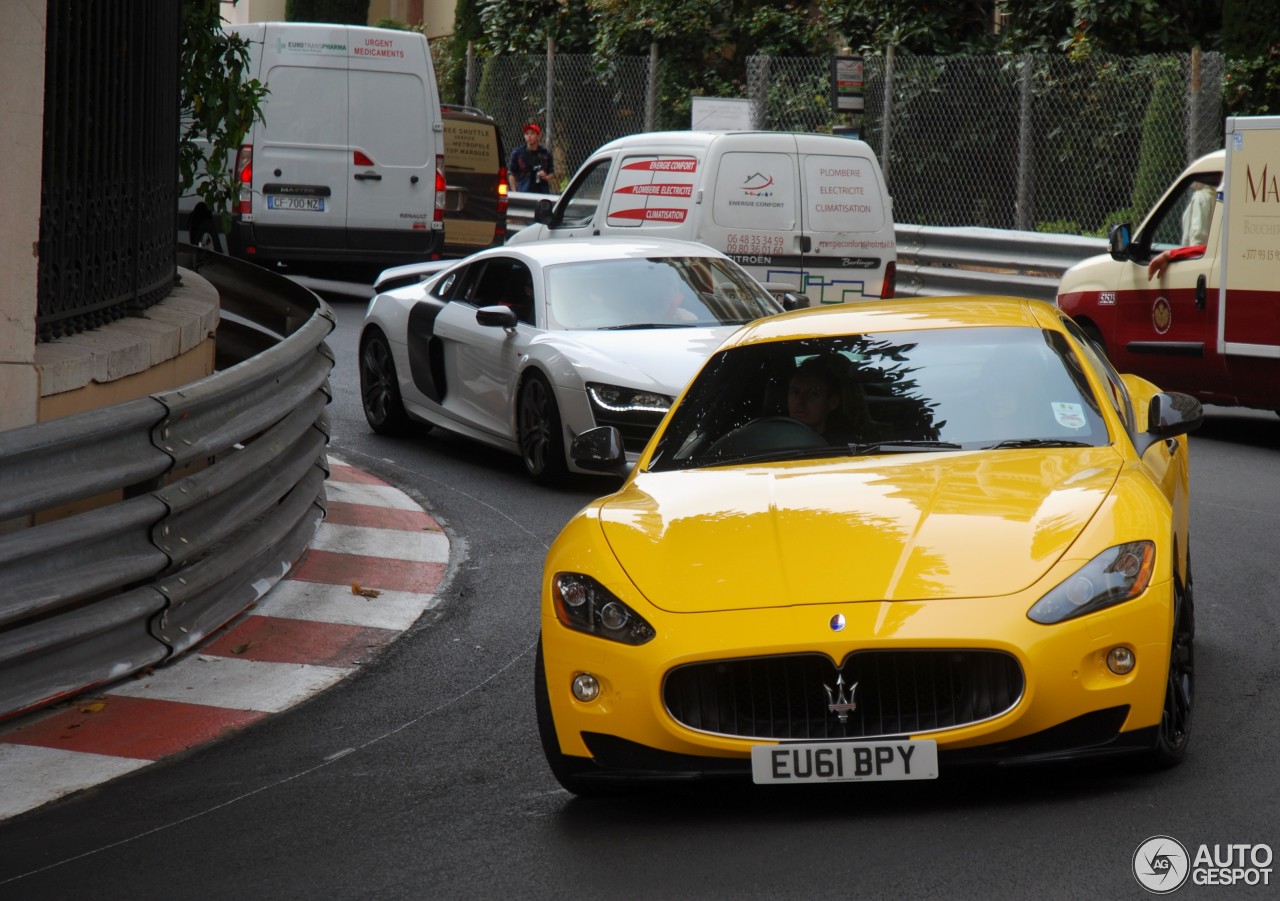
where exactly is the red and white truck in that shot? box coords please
[1057,116,1280,411]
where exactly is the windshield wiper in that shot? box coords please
[852,440,965,454]
[983,438,1095,449]
[597,322,694,330]
[699,440,965,467]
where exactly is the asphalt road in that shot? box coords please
[1,289,1277,900]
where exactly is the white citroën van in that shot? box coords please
[508,131,896,303]
[182,22,446,269]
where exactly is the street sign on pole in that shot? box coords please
[831,55,865,114]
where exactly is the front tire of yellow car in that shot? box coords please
[1145,568,1193,768]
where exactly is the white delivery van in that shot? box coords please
[1058,116,1280,411]
[181,22,446,269]
[508,131,896,304]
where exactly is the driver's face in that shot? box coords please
[788,375,837,430]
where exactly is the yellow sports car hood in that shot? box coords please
[597,449,1122,612]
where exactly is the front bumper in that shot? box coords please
[539,582,1174,774]
[564,708,1155,786]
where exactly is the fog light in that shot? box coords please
[571,672,600,702]
[1106,646,1136,675]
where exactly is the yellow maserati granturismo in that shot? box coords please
[536,296,1201,795]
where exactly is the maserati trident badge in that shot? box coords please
[824,674,858,723]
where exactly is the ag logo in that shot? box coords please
[1152,297,1173,334]
[1133,835,1190,893]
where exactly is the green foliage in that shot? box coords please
[1093,206,1140,237]
[1129,57,1184,220]
[994,1,1076,54]
[285,0,370,23]
[742,3,831,57]
[1063,0,1221,56]
[480,0,596,53]
[1224,48,1280,114]
[820,0,1001,55]
[1037,205,1139,237]
[1034,218,1082,235]
[372,18,409,30]
[582,0,827,131]
[1222,0,1278,57]
[178,1,269,234]
[436,0,487,104]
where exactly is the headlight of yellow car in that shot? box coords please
[552,573,657,645]
[1027,541,1156,624]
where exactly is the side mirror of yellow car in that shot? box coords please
[1134,392,1203,457]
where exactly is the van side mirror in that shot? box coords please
[781,292,810,311]
[533,198,554,224]
[1108,222,1133,261]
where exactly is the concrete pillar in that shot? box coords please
[0,3,46,432]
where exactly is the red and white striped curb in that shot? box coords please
[0,457,447,822]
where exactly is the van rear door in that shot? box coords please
[795,136,895,304]
[253,23,350,255]
[705,133,805,292]
[345,27,440,258]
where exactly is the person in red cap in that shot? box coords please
[508,122,555,194]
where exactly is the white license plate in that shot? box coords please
[751,739,938,784]
[267,195,325,212]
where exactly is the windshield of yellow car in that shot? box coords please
[647,326,1110,471]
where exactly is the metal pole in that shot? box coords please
[1015,54,1034,232]
[545,36,555,152]
[751,56,768,130]
[464,41,475,108]
[645,42,658,132]
[881,45,894,185]
[1187,47,1201,164]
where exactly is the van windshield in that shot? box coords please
[545,256,782,330]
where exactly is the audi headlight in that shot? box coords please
[586,383,673,417]
[552,573,656,645]
[1028,541,1156,624]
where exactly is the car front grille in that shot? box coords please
[663,650,1024,741]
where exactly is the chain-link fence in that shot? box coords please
[444,46,1224,235]
[462,49,662,186]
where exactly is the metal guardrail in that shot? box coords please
[505,192,1107,302]
[894,225,1108,301]
[0,247,334,721]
